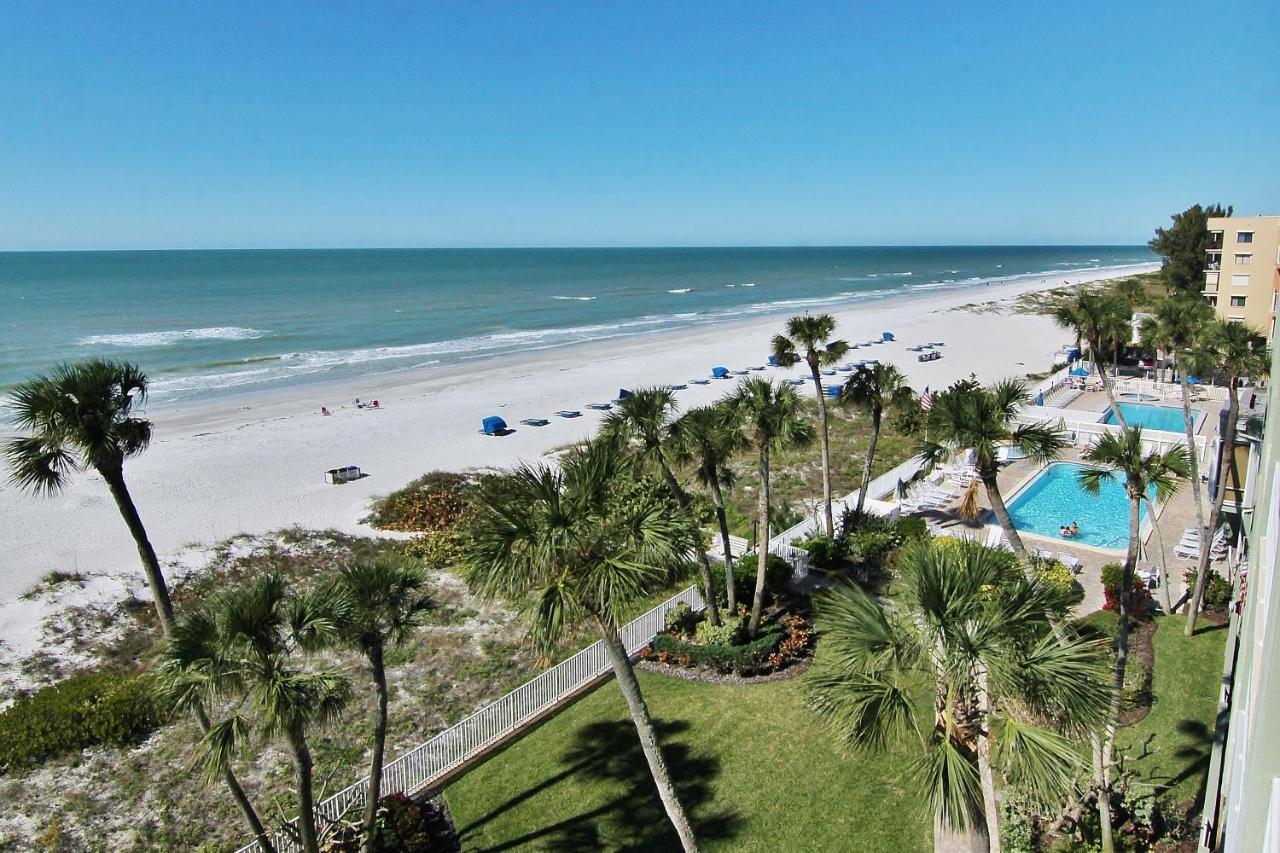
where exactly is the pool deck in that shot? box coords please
[912,385,1225,616]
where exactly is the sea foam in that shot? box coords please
[79,327,268,347]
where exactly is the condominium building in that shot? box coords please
[1203,215,1280,338]
[1198,340,1279,852]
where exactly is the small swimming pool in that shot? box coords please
[1104,402,1200,433]
[1006,462,1152,550]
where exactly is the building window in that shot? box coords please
[1230,295,1247,307]
[1228,315,1246,323]
[1237,231,1254,244]
[1205,296,1218,307]
[1235,253,1252,265]
[1232,273,1251,286]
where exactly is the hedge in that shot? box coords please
[650,630,784,676]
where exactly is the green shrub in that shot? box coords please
[1184,568,1233,611]
[1033,557,1077,599]
[795,533,846,570]
[663,602,698,635]
[363,472,476,533]
[895,516,928,540]
[716,553,793,607]
[0,671,163,770]
[1101,562,1125,590]
[650,630,784,675]
[694,615,744,646]
[402,526,472,569]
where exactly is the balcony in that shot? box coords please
[1207,231,1224,251]
[1205,272,1219,289]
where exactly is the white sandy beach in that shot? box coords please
[0,263,1158,671]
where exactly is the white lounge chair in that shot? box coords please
[1057,552,1083,574]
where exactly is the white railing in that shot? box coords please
[236,584,705,853]
[1016,412,1210,463]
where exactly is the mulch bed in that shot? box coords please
[1119,617,1157,727]
[636,654,812,686]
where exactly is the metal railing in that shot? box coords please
[236,584,705,852]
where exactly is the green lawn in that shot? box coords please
[1116,613,1227,809]
[444,672,931,852]
[444,611,1227,851]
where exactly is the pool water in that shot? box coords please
[1104,402,1199,433]
[1006,462,1152,550]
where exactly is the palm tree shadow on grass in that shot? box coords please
[460,717,741,851]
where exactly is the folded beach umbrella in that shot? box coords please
[479,416,508,435]
[711,366,730,379]
[881,331,895,341]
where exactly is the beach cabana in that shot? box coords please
[711,366,730,379]
[767,355,778,366]
[881,332,895,341]
[617,388,633,400]
[324,465,362,485]
[479,416,509,436]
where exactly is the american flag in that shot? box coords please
[919,387,932,411]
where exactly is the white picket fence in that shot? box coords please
[235,584,706,853]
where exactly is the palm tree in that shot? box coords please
[5,359,176,630]
[1184,320,1270,635]
[840,363,914,515]
[601,386,721,626]
[669,403,748,613]
[155,572,351,853]
[333,555,435,851]
[807,539,1107,851]
[726,378,815,636]
[1079,428,1189,850]
[919,378,1067,562]
[1111,276,1148,310]
[1052,292,1130,426]
[463,440,700,851]
[1139,296,1214,629]
[1102,302,1132,389]
[771,314,850,536]
[5,359,271,849]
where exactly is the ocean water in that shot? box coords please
[0,246,1155,406]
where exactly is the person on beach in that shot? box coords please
[321,406,331,416]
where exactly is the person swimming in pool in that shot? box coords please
[1070,522,1080,537]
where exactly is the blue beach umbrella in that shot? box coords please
[1186,376,1201,385]
[1036,392,1045,406]
[1069,367,1089,377]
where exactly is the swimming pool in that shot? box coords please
[1104,402,1200,433]
[1006,462,1152,550]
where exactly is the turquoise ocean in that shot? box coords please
[0,246,1155,406]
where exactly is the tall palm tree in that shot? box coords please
[602,386,721,626]
[919,378,1067,562]
[771,314,850,536]
[840,363,914,514]
[333,555,435,851]
[1139,296,1214,628]
[1111,276,1148,310]
[5,359,271,849]
[1102,302,1132,388]
[1051,292,1130,426]
[807,539,1107,851]
[669,403,748,613]
[1184,320,1270,635]
[1079,428,1189,850]
[155,572,351,853]
[726,378,815,636]
[463,440,700,851]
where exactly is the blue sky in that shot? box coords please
[2,1,1277,250]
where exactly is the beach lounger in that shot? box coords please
[586,402,612,411]
[787,378,804,385]
[556,410,582,418]
[520,418,550,427]
[732,369,750,375]
[751,365,766,371]
[984,527,1002,548]
[821,369,836,376]
[670,383,688,390]
[691,378,711,385]
[479,416,510,436]
[1058,553,1083,573]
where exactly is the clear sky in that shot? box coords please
[2,1,1277,250]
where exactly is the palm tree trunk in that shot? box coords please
[811,366,835,537]
[1099,496,1141,853]
[104,465,273,849]
[1179,370,1210,636]
[1188,382,1239,634]
[974,667,1003,853]
[361,643,389,852]
[592,614,699,852]
[658,464,721,626]
[1093,730,1115,853]
[855,409,881,515]
[1095,341,1128,430]
[101,466,175,634]
[749,446,771,637]
[1142,496,1172,614]
[287,729,322,853]
[982,472,1028,561]
[708,474,736,613]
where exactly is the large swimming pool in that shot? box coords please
[1104,402,1201,433]
[1006,462,1152,550]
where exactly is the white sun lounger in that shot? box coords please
[1058,552,1083,573]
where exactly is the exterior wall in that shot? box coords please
[1200,338,1280,851]
[1204,215,1280,339]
